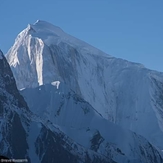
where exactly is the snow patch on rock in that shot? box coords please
[51,81,60,89]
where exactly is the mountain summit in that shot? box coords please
[6,20,163,160]
[7,20,107,90]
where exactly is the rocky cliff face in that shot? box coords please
[0,50,29,160]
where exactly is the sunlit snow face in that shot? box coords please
[5,20,163,155]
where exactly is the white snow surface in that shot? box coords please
[20,82,163,162]
[51,81,60,89]
[6,20,163,150]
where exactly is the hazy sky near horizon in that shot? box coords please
[0,0,163,72]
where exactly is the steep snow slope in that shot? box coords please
[6,20,163,150]
[0,50,115,163]
[20,82,163,163]
[2,50,163,163]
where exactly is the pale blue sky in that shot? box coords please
[0,0,163,72]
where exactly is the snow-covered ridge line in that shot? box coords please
[16,20,108,57]
[6,20,163,152]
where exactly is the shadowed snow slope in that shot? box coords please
[20,82,163,163]
[1,49,163,163]
[0,50,116,163]
[6,20,163,152]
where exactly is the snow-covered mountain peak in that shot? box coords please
[32,20,65,36]
[21,20,108,56]
[4,20,163,161]
[6,20,112,90]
